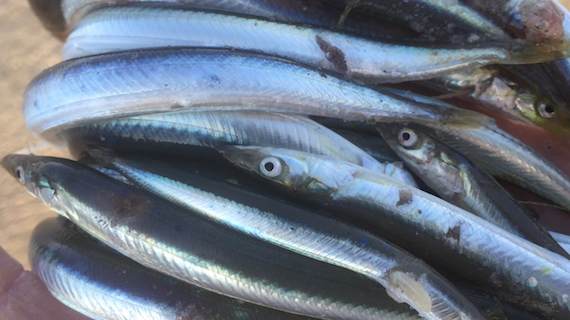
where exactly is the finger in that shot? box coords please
[0,246,90,320]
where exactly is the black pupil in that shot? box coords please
[544,105,554,114]
[264,162,274,172]
[402,132,411,141]
[16,169,21,179]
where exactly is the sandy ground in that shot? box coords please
[2,0,570,271]
[0,0,64,269]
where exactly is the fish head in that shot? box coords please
[527,95,570,137]
[377,124,436,168]
[218,146,308,189]
[2,154,68,216]
[219,146,356,193]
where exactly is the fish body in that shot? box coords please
[23,47,485,142]
[2,154,422,320]
[220,146,570,319]
[63,5,516,83]
[329,0,508,42]
[377,124,568,258]
[422,66,570,136]
[87,152,483,320]
[60,110,417,185]
[412,120,570,211]
[31,217,323,320]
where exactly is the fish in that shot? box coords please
[31,216,323,320]
[87,151,486,319]
[328,0,509,42]
[59,110,417,185]
[377,123,569,258]
[33,0,415,40]
[220,146,570,319]
[373,87,570,212]
[2,154,423,320]
[62,5,522,82]
[22,47,488,143]
[410,119,570,212]
[420,66,570,136]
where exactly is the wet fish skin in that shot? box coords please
[57,0,416,41]
[220,146,570,319]
[421,66,570,136]
[63,5,517,84]
[24,47,487,142]
[2,154,422,320]
[90,151,487,320]
[31,217,324,320]
[60,110,417,185]
[377,124,569,258]
[411,119,570,212]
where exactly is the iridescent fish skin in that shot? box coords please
[60,110,417,185]
[23,47,487,143]
[220,146,570,319]
[424,66,570,136]
[411,119,570,212]
[2,154,422,320]
[62,5,518,82]
[377,124,569,258]
[31,217,323,320]
[89,152,484,320]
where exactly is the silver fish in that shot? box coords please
[93,152,484,320]
[60,110,417,185]
[422,66,570,136]
[23,47,487,143]
[62,5,517,82]
[3,154,422,320]
[377,124,569,258]
[376,87,570,212]
[31,217,323,320]
[25,0,421,43]
[220,146,570,319]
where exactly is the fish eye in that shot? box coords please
[16,166,25,185]
[260,157,282,178]
[538,103,555,118]
[398,128,417,147]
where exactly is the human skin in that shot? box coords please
[0,246,89,320]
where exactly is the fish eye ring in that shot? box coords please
[398,128,418,147]
[16,166,25,185]
[539,103,555,118]
[260,157,282,178]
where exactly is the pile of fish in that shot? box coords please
[6,0,570,319]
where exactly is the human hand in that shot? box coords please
[0,246,90,320]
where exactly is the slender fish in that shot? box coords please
[38,0,414,40]
[23,47,488,142]
[59,110,417,185]
[62,5,519,81]
[376,87,570,212]
[3,154,423,320]
[377,124,569,258]
[31,217,322,320]
[220,146,570,319]
[421,66,570,136]
[88,152,485,320]
[411,120,570,212]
